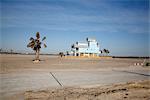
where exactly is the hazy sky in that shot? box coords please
[1,0,149,56]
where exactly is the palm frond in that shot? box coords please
[44,44,47,48]
[30,37,34,41]
[42,37,46,41]
[106,50,110,53]
[27,41,35,48]
[27,32,47,53]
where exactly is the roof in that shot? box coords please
[86,38,96,42]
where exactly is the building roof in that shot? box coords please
[86,38,96,42]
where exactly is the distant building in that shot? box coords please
[71,38,100,57]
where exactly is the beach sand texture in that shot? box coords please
[0,54,149,100]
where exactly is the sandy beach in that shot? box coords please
[1,54,147,73]
[0,54,149,100]
[25,80,150,100]
[1,0,149,99]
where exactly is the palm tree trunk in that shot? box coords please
[35,50,40,60]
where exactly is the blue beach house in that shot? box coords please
[71,38,100,57]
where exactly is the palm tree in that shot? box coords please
[106,49,110,55]
[103,49,110,56]
[59,52,64,57]
[27,32,47,61]
[99,50,103,56]
[103,49,107,56]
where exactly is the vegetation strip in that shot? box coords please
[50,72,63,87]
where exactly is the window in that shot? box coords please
[76,48,79,51]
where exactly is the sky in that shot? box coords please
[0,0,149,56]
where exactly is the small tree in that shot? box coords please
[99,50,103,56]
[103,49,110,56]
[106,49,110,56]
[59,52,64,57]
[27,32,47,61]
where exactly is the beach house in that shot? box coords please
[71,38,100,57]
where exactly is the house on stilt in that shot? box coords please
[71,38,100,57]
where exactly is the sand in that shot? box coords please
[0,54,149,100]
[25,80,150,100]
[0,54,147,73]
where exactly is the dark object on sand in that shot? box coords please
[145,62,150,66]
